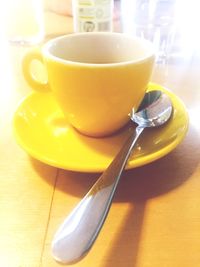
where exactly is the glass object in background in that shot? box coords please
[121,0,177,63]
[72,0,114,32]
[4,0,44,46]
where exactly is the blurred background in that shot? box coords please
[1,0,200,64]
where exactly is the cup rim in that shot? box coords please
[43,32,155,67]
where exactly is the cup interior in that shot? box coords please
[44,32,154,65]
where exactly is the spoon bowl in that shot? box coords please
[132,90,172,127]
[52,90,173,264]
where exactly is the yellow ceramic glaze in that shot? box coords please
[13,83,189,172]
[22,32,155,137]
[45,57,154,136]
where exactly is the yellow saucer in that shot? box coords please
[13,83,189,172]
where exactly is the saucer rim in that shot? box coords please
[13,83,189,173]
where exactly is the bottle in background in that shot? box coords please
[73,0,113,32]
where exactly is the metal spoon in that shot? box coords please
[52,90,173,264]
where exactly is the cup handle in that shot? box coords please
[22,49,50,92]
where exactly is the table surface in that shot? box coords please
[1,4,200,267]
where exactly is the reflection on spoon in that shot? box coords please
[52,90,173,264]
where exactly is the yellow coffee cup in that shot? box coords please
[22,32,155,137]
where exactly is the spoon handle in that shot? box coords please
[52,126,144,264]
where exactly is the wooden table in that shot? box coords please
[1,7,200,267]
